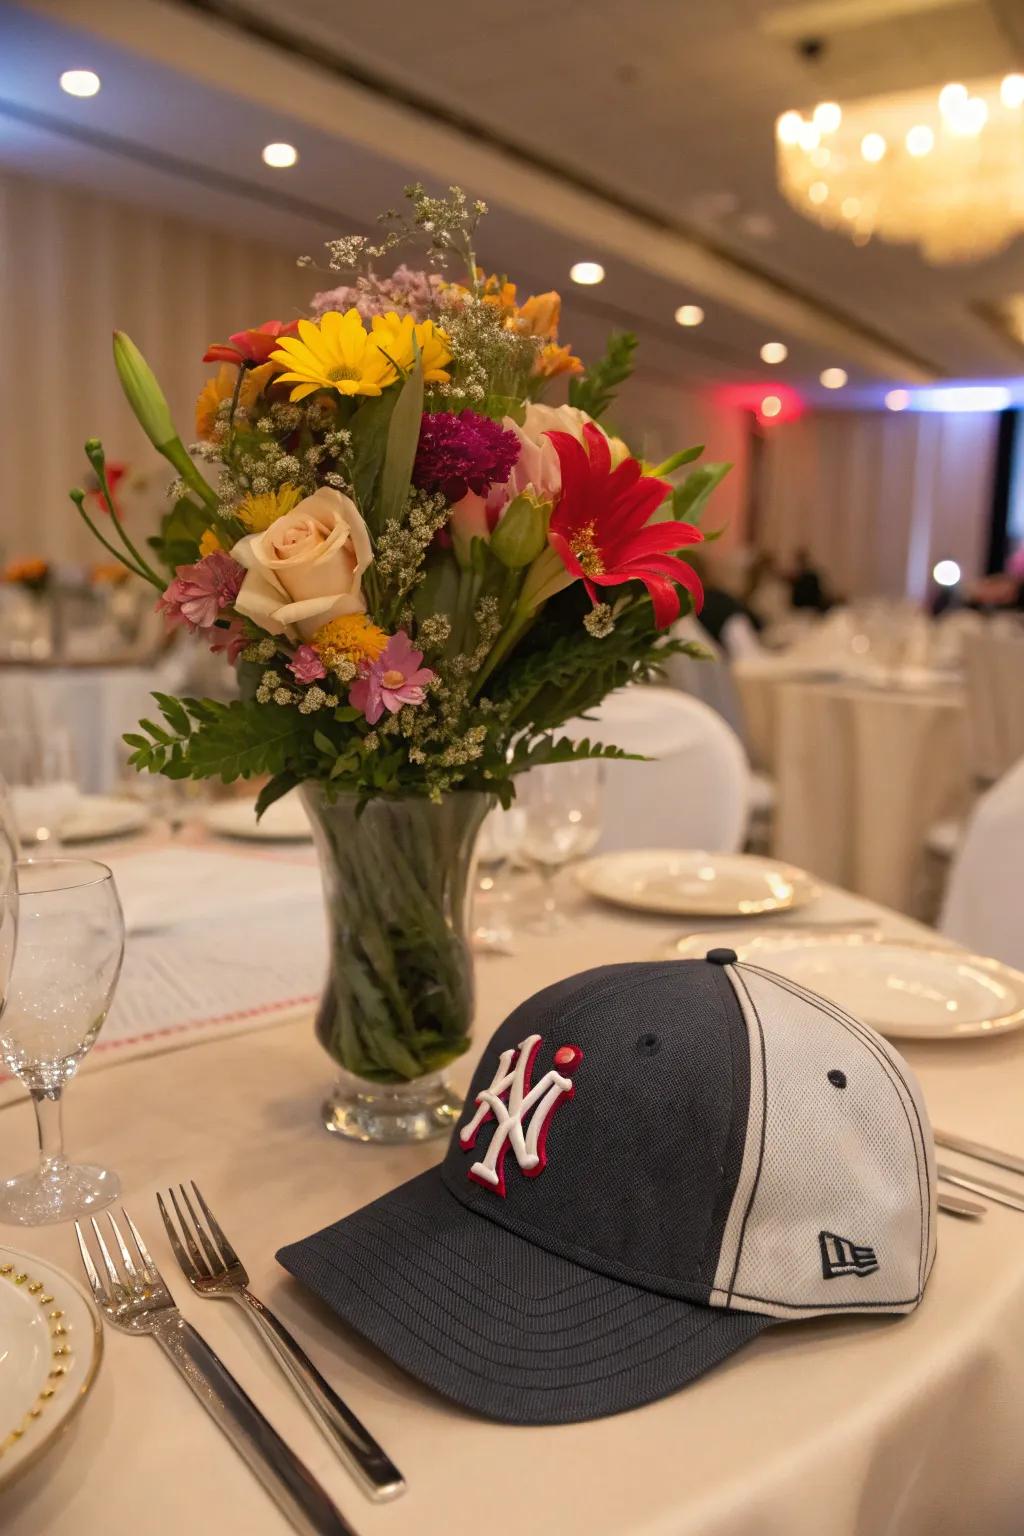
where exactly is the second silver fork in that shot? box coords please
[158,1181,404,1502]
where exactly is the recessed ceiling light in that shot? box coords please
[885,389,910,411]
[760,394,783,418]
[674,304,704,327]
[1002,74,1024,110]
[820,367,848,389]
[860,133,887,163]
[932,559,961,587]
[760,341,788,364]
[262,142,299,168]
[60,69,101,98]
[569,261,605,285]
[939,82,968,116]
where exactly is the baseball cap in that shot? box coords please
[277,953,937,1424]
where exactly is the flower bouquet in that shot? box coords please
[73,185,727,1140]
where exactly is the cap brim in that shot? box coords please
[276,1168,771,1425]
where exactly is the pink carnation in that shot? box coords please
[157,551,244,634]
[288,644,327,683]
[209,615,248,666]
[349,631,435,726]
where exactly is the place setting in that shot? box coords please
[5,29,1024,1535]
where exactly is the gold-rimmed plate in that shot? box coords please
[575,850,820,918]
[0,1247,102,1490]
[667,931,1024,1041]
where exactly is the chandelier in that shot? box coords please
[775,75,1024,264]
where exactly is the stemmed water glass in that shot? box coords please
[0,725,79,854]
[0,859,124,1225]
[519,759,604,931]
[472,803,528,952]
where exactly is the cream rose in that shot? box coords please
[231,486,372,641]
[519,402,631,467]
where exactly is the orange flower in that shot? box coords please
[533,343,584,379]
[479,271,518,318]
[194,362,275,440]
[198,529,225,557]
[90,562,131,585]
[512,291,562,340]
[3,558,49,590]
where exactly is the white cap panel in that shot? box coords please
[712,964,933,1321]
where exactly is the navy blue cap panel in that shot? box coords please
[276,1168,771,1425]
[440,960,751,1301]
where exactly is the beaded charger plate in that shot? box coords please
[0,1247,102,1490]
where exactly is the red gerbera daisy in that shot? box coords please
[547,424,704,628]
[203,319,300,367]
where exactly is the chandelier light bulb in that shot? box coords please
[810,146,831,169]
[777,110,803,145]
[885,389,910,411]
[760,341,788,364]
[1001,74,1024,110]
[760,395,783,419]
[939,82,968,116]
[861,133,887,163]
[905,125,934,157]
[262,142,298,167]
[932,559,961,587]
[797,122,821,151]
[570,261,605,286]
[674,304,704,327]
[813,102,842,133]
[808,181,829,205]
[820,368,848,389]
[841,196,861,219]
[60,69,101,97]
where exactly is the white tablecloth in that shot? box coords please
[735,665,970,912]
[2,856,1023,1536]
[0,661,179,793]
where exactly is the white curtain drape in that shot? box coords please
[758,410,998,600]
[0,167,314,563]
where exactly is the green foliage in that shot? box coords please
[149,496,212,573]
[569,332,638,420]
[375,351,424,531]
[347,392,399,512]
[668,462,732,525]
[124,694,318,785]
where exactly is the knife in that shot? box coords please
[936,1130,1024,1179]
[937,1164,1024,1214]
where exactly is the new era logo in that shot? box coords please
[819,1231,879,1280]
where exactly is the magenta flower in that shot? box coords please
[288,644,327,683]
[157,551,244,633]
[349,631,435,726]
[413,411,520,503]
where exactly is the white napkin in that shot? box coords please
[106,848,324,935]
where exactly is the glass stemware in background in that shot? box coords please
[0,725,79,854]
[0,772,17,1009]
[472,803,527,953]
[0,859,124,1226]
[519,759,604,932]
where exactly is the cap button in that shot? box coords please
[706,947,738,966]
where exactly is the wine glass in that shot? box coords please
[472,803,527,952]
[0,859,124,1225]
[0,725,80,854]
[519,759,604,931]
[0,773,17,1009]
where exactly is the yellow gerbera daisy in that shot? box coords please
[198,528,224,557]
[370,313,452,384]
[195,362,275,440]
[269,311,398,402]
[313,613,389,670]
[236,482,304,532]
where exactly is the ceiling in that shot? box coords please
[5,0,1024,406]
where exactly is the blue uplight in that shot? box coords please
[910,386,1012,413]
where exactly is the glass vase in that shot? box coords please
[301,785,491,1144]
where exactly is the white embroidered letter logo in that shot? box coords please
[459,1036,583,1197]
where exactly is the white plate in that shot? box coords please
[0,1246,102,1490]
[668,931,1024,1040]
[58,795,150,844]
[575,850,819,918]
[202,791,312,842]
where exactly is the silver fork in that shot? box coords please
[75,1212,354,1536]
[157,1182,404,1502]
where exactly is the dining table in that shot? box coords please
[2,829,1023,1536]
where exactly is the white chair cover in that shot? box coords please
[962,621,1024,785]
[563,685,751,854]
[662,614,748,743]
[940,755,1024,968]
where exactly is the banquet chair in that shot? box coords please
[939,755,1024,969]
[562,685,751,854]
